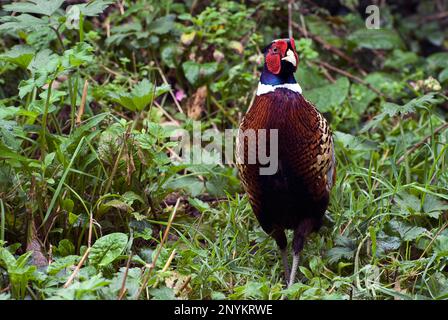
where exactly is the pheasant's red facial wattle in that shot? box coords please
[265,39,298,74]
[265,40,288,74]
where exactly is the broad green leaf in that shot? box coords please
[188,197,211,213]
[161,43,179,68]
[423,195,448,219]
[376,233,401,255]
[111,80,170,111]
[426,272,448,299]
[28,49,60,75]
[326,235,356,263]
[0,45,35,69]
[182,61,218,86]
[0,14,49,33]
[427,52,448,70]
[3,0,64,16]
[56,239,75,257]
[0,119,24,151]
[362,93,442,132]
[77,0,113,17]
[149,287,176,300]
[47,255,80,275]
[350,83,377,115]
[433,235,448,256]
[149,14,175,34]
[305,77,350,112]
[165,176,204,197]
[395,192,421,213]
[0,247,16,269]
[384,50,419,69]
[62,42,94,68]
[295,64,329,90]
[349,29,404,50]
[0,106,20,120]
[89,233,128,267]
[129,220,153,240]
[439,68,448,83]
[389,219,427,241]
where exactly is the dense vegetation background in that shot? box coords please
[0,0,448,300]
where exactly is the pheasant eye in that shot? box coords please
[272,47,278,54]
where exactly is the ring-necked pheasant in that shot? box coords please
[237,38,336,287]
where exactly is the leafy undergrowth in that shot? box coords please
[1,0,448,300]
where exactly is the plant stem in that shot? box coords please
[0,199,5,242]
[79,13,84,42]
[41,79,54,157]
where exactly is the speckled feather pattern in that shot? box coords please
[237,89,336,236]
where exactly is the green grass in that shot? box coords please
[1,0,448,300]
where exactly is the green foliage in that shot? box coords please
[89,233,128,268]
[349,29,405,50]
[109,79,170,111]
[0,0,447,301]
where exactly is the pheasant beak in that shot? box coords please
[281,49,297,67]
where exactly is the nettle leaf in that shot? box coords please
[111,79,170,111]
[0,45,35,69]
[348,29,404,50]
[3,0,64,16]
[385,93,440,116]
[362,93,441,132]
[89,233,128,268]
[304,77,350,112]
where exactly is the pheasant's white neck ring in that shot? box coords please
[256,82,302,96]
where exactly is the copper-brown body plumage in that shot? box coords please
[237,38,336,286]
